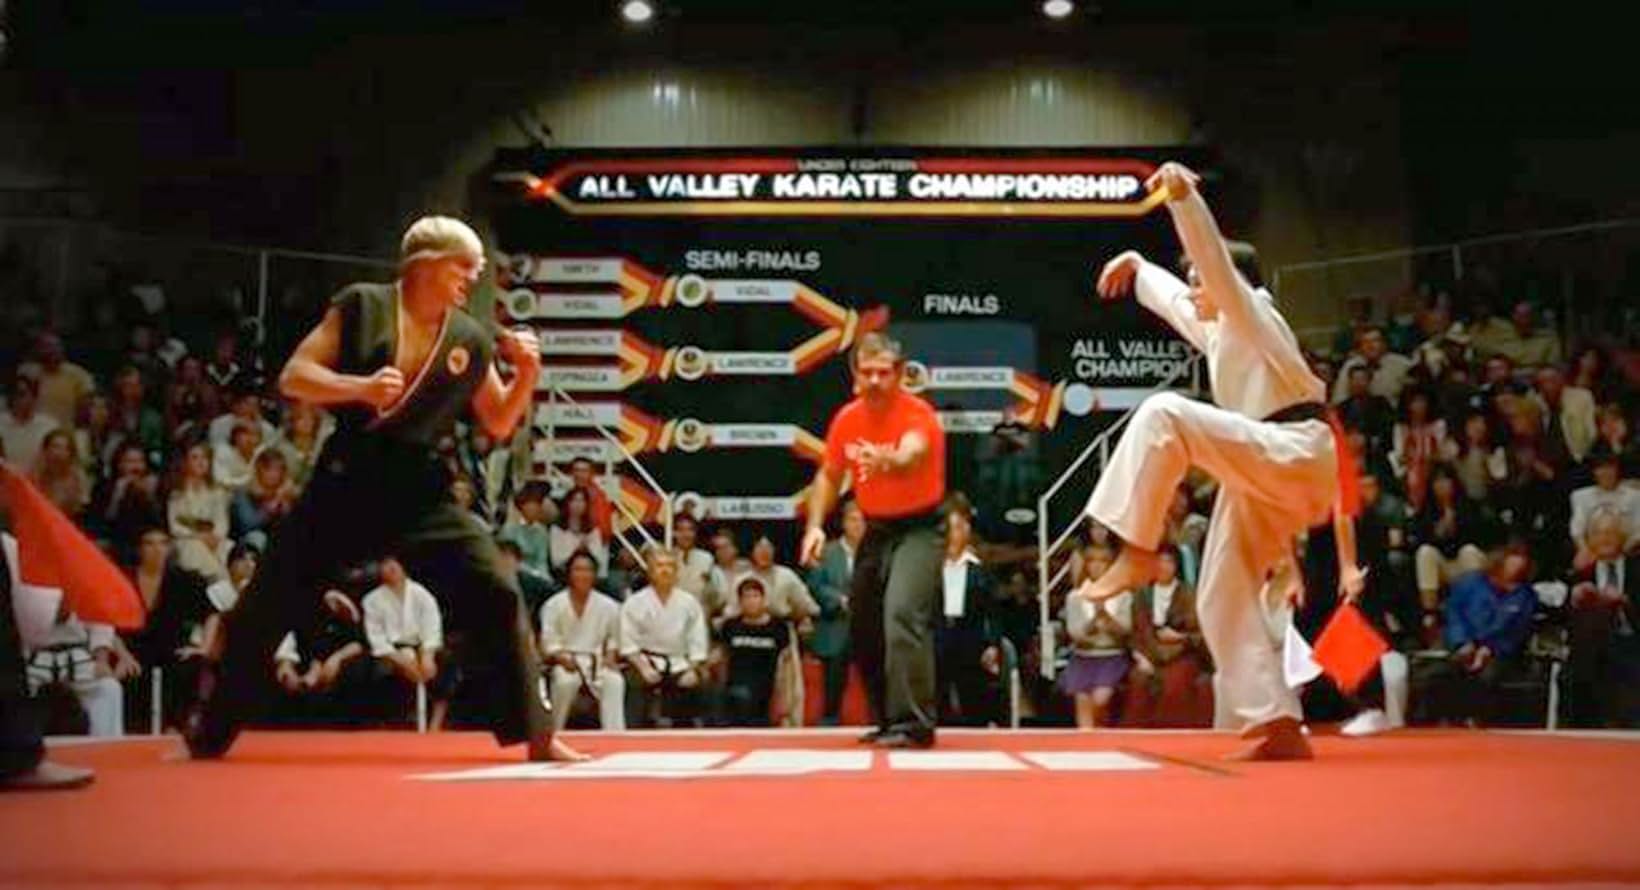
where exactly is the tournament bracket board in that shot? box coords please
[484,149,1205,541]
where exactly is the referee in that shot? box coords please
[801,332,946,748]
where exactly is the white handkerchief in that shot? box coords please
[1283,620,1322,689]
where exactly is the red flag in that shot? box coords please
[0,464,146,629]
[1312,601,1388,694]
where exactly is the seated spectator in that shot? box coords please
[1450,410,1507,503]
[1569,345,1619,405]
[717,577,791,727]
[1389,387,1453,512]
[1410,302,1472,382]
[1586,403,1640,482]
[448,474,490,532]
[1356,473,1419,640]
[25,612,133,737]
[90,443,164,560]
[1564,510,1639,727]
[1412,466,1492,644]
[1164,484,1208,585]
[501,482,555,577]
[550,487,608,578]
[936,494,1002,727]
[620,548,709,728]
[1569,452,1640,559]
[1060,541,1133,729]
[164,355,220,447]
[603,536,644,602]
[231,449,297,550]
[670,513,718,616]
[1125,546,1211,727]
[1533,366,1598,464]
[1472,300,1563,370]
[496,539,556,629]
[167,441,233,582]
[73,392,118,481]
[204,328,244,392]
[273,590,369,724]
[17,331,96,429]
[708,527,750,608]
[1431,360,1480,428]
[460,428,513,526]
[1497,400,1572,571]
[0,375,59,471]
[206,384,275,450]
[539,551,624,731]
[362,556,455,730]
[1411,542,1539,726]
[30,429,89,520]
[122,527,214,730]
[568,457,614,538]
[1334,366,1396,455]
[1332,325,1414,405]
[722,535,818,625]
[806,499,862,726]
[107,365,165,461]
[270,401,332,490]
[211,420,264,493]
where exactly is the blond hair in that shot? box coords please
[400,216,485,270]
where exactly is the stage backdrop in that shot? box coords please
[483,148,1200,545]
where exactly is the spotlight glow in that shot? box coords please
[621,0,655,23]
[1041,0,1074,19]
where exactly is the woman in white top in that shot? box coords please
[1059,542,1134,729]
[167,441,233,582]
[550,487,609,578]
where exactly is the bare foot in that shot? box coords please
[528,735,590,763]
[1224,717,1313,762]
[1075,547,1160,602]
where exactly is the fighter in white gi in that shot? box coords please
[1078,161,1362,760]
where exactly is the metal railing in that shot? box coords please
[1270,217,1640,353]
[1034,355,1203,678]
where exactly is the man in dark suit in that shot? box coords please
[1566,509,1640,727]
[935,494,1002,726]
[806,499,863,726]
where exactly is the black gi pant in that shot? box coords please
[202,435,549,745]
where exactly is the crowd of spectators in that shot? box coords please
[1,282,1636,737]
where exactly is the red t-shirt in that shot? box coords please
[821,390,946,519]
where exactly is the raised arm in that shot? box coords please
[1149,162,1262,331]
[1096,251,1208,352]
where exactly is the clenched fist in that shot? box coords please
[1146,161,1201,204]
[497,327,542,374]
[362,366,406,410]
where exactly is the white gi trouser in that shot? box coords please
[548,655,626,731]
[25,649,125,738]
[1086,391,1337,730]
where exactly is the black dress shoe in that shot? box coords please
[0,761,95,792]
[872,726,936,749]
[857,726,888,744]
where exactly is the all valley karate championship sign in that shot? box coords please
[486,150,1201,529]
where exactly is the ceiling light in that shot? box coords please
[1041,0,1074,19]
[621,0,655,24]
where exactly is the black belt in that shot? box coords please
[1263,401,1328,424]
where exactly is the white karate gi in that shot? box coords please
[1084,261,1338,731]
[538,589,626,730]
